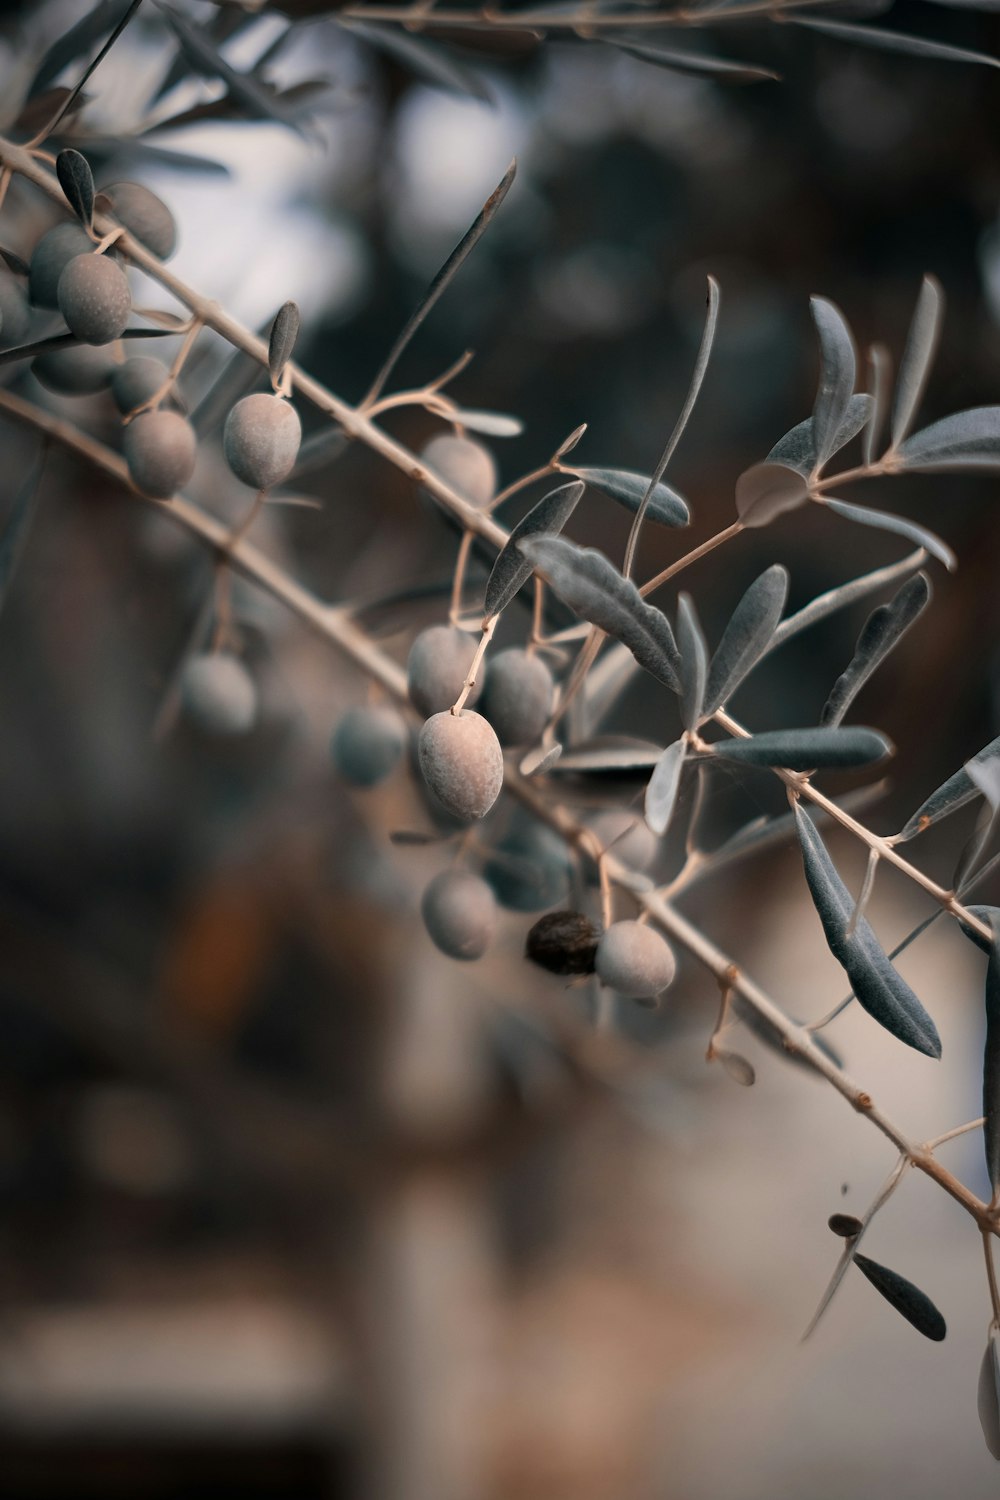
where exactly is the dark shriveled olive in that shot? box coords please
[526,910,600,975]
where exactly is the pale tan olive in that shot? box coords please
[181,653,257,735]
[595,920,676,999]
[123,411,196,499]
[101,181,177,260]
[417,710,503,822]
[407,625,482,718]
[33,344,116,395]
[29,222,93,308]
[421,869,498,960]
[57,253,131,345]
[421,433,496,508]
[482,648,554,746]
[223,393,301,489]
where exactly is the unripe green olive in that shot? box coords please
[57,253,131,345]
[123,411,196,499]
[595,920,676,1000]
[100,181,177,260]
[29,222,93,308]
[421,433,496,508]
[33,344,116,395]
[223,393,301,489]
[0,272,31,348]
[586,810,659,879]
[407,625,482,718]
[111,356,169,414]
[181,652,257,735]
[421,869,497,960]
[418,710,503,822]
[482,648,554,746]
[484,810,571,912]
[331,704,408,787]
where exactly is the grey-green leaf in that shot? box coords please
[853,1254,947,1341]
[821,573,931,727]
[788,14,1000,70]
[550,739,664,773]
[983,913,1000,1193]
[644,737,686,836]
[338,18,493,102]
[677,593,707,730]
[606,38,780,82]
[704,564,788,714]
[770,548,925,653]
[978,1333,1000,1461]
[890,276,943,450]
[897,406,1000,471]
[895,732,1000,841]
[56,148,95,229]
[766,393,873,477]
[486,481,583,616]
[734,460,809,528]
[793,803,942,1058]
[811,296,857,471]
[156,3,309,132]
[519,535,681,691]
[572,468,689,528]
[268,301,299,384]
[822,497,956,571]
[713,726,892,771]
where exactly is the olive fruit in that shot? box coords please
[0,273,31,348]
[406,625,482,718]
[111,356,169,414]
[594,920,676,1000]
[123,411,196,499]
[421,433,496,508]
[482,648,554,746]
[586,810,659,879]
[223,393,301,489]
[33,344,116,395]
[525,910,600,975]
[828,1214,863,1239]
[57,253,131,345]
[100,181,177,260]
[331,704,408,787]
[421,869,498,961]
[29,222,93,308]
[180,652,257,735]
[417,710,503,822]
[484,811,572,913]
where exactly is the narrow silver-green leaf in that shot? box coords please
[734,460,809,528]
[677,593,707,730]
[890,276,943,450]
[449,409,523,438]
[983,913,1000,1194]
[895,732,1000,841]
[704,564,788,714]
[485,480,583,617]
[822,497,956,571]
[770,549,925,653]
[550,739,664,773]
[821,573,931,727]
[338,18,493,102]
[606,38,780,82]
[863,344,890,467]
[268,301,299,385]
[793,803,942,1058]
[853,1254,947,1341]
[519,535,681,691]
[766,393,872,477]
[898,407,1000,470]
[714,726,892,771]
[811,296,857,471]
[644,736,686,836]
[978,1332,1000,1460]
[156,3,309,132]
[572,468,689,528]
[788,14,1000,69]
[56,148,95,230]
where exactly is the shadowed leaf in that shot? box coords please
[853,1254,947,1340]
[811,296,857,471]
[156,4,309,133]
[645,737,686,835]
[573,467,689,528]
[890,276,943,450]
[897,406,1000,470]
[56,148,95,229]
[896,733,1000,841]
[339,19,493,101]
[30,0,135,97]
[767,393,872,476]
[983,913,1000,1193]
[979,1333,1000,1460]
[268,301,299,385]
[549,739,665,773]
[788,14,1000,69]
[822,497,956,571]
[705,564,788,714]
[734,460,809,528]
[793,803,942,1057]
[485,480,583,616]
[770,548,926,652]
[677,593,707,729]
[713,726,892,770]
[821,573,931,726]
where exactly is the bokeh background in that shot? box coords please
[2,0,1000,1495]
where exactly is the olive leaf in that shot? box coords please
[550,738,665,773]
[822,497,956,571]
[712,726,892,771]
[519,536,681,691]
[155,3,309,133]
[605,37,779,82]
[853,1254,947,1341]
[448,409,523,437]
[572,467,689,528]
[644,737,686,836]
[895,732,1000,841]
[766,393,873,477]
[788,14,1000,70]
[897,406,1000,470]
[978,1332,1000,1461]
[485,480,583,616]
[714,1049,756,1085]
[0,247,29,277]
[268,301,300,385]
[56,148,95,230]
[770,548,924,652]
[734,460,809,528]
[338,18,493,102]
[793,803,942,1058]
[811,296,857,472]
[704,564,788,714]
[889,276,943,450]
[677,593,707,730]
[983,912,1000,1195]
[821,573,931,727]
